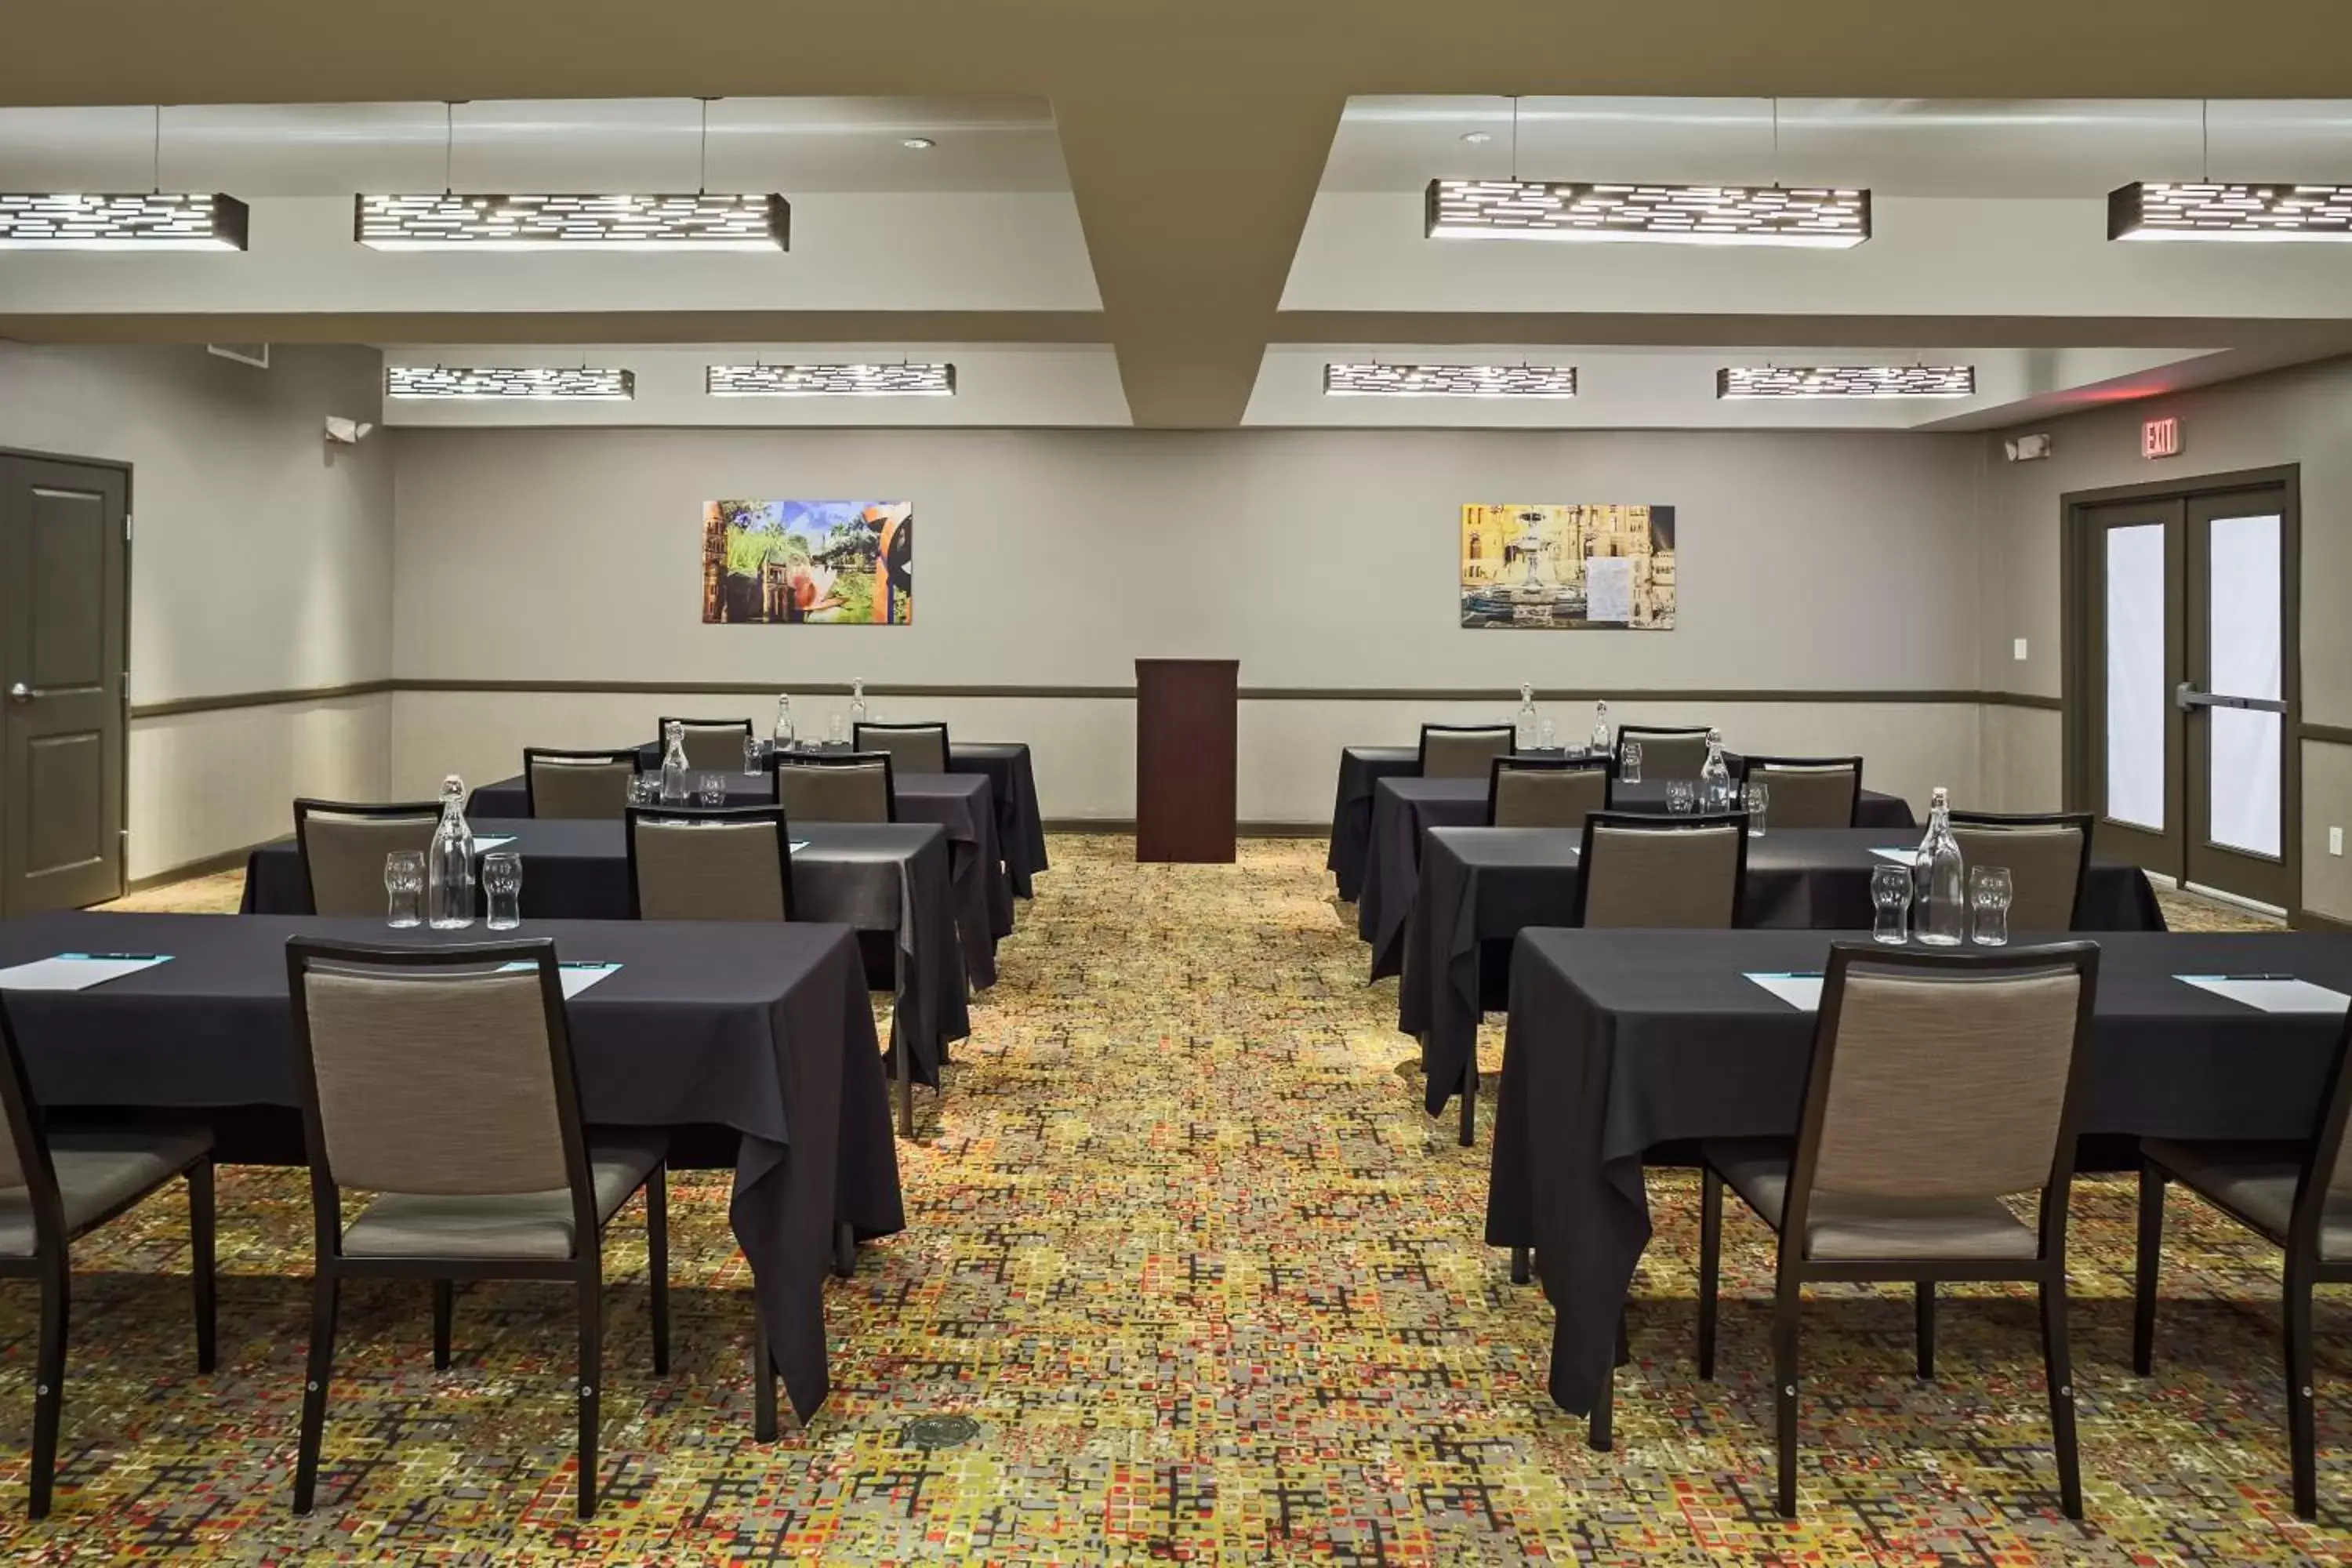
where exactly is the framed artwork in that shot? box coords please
[1459,503,1676,630]
[700,499,914,625]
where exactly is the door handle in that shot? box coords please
[5,682,28,704]
[2175,683,2286,714]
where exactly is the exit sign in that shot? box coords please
[2143,416,2182,459]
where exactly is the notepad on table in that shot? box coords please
[2176,975,2352,1015]
[1745,971,1824,1011]
[471,836,517,854]
[1868,847,1921,866]
[0,953,173,992]
[497,960,622,998]
[789,839,811,853]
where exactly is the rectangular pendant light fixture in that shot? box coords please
[2108,181,2352,241]
[356,193,789,251]
[706,363,956,397]
[0,192,249,250]
[1323,362,1577,398]
[1427,179,1868,247]
[1718,365,1975,400]
[387,366,635,401]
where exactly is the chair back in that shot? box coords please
[284,940,591,1211]
[1573,811,1747,927]
[1419,724,1515,780]
[625,806,794,921]
[2292,1009,2352,1253]
[1487,756,1612,829]
[524,748,638,820]
[657,717,753,773]
[1615,726,1712,779]
[1949,811,2093,931]
[1740,756,1862,829]
[294,799,441,916]
[855,721,949,775]
[1788,942,2099,1255]
[0,997,64,1253]
[775,752,896,824]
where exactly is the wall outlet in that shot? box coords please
[2013,637,2029,662]
[2332,826,2345,857]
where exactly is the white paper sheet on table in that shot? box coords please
[0,953,173,991]
[2176,975,2352,1014]
[1868,847,1920,866]
[497,960,622,998]
[789,840,811,853]
[471,836,517,853]
[1745,971,1824,1011]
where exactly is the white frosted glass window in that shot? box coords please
[2104,524,2167,833]
[2207,514,2282,857]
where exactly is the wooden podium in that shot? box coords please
[1135,658,1238,862]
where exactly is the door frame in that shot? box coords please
[0,445,136,911]
[2058,461,2301,914]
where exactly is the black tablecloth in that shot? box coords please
[1355,775,1918,977]
[1400,826,2167,1114]
[0,910,904,1425]
[1483,927,2352,1417]
[242,818,970,1086]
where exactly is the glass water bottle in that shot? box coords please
[1915,786,1968,946]
[426,782,474,930]
[1588,699,1610,758]
[773,694,795,751]
[1514,683,1539,750]
[1700,728,1733,811]
[659,720,691,804]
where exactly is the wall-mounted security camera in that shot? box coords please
[324,416,376,445]
[2002,433,2053,463]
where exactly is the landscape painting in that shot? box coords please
[1459,503,1676,630]
[700,499,915,625]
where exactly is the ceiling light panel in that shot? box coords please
[356,193,789,250]
[2109,181,2352,241]
[1324,363,1578,397]
[0,192,249,250]
[1426,179,1869,247]
[387,366,635,400]
[1717,365,1975,399]
[706,362,956,397]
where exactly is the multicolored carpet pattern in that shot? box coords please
[2,839,2340,1563]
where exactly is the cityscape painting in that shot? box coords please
[700,499,915,625]
[1459,503,1676,630]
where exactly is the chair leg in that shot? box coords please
[1697,1167,1722,1381]
[751,1312,779,1443]
[293,1274,339,1515]
[1773,1276,1802,1519]
[2039,1276,2083,1521]
[1510,1247,1530,1286]
[575,1272,603,1519]
[1616,1308,1631,1368]
[1588,1361,1613,1452]
[647,1165,671,1376]
[2285,1264,2318,1521]
[2132,1163,2165,1377]
[1457,1058,1476,1148]
[834,1220,857,1280]
[1915,1281,1936,1381]
[187,1158,217,1375]
[431,1281,453,1371]
[27,1264,69,1521]
[894,1014,913,1139]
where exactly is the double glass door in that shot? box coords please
[2084,485,2296,909]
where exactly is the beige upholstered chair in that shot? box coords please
[625,806,795,921]
[775,753,896,825]
[1417,724,1515,780]
[1487,757,1612,831]
[293,799,441,916]
[1697,942,2100,1519]
[2135,1005,2352,1519]
[1949,811,2093,932]
[1615,725,1712,779]
[1739,756,1863,829]
[854,721,949,775]
[524,748,639,820]
[656,717,753,773]
[284,939,670,1520]
[0,995,215,1520]
[1573,811,1747,927]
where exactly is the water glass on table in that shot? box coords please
[483,851,524,931]
[742,735,768,775]
[1741,781,1769,836]
[1969,866,2013,946]
[383,851,424,928]
[1621,742,1643,785]
[1871,863,1911,944]
[828,713,848,746]
[697,771,728,808]
[629,775,662,808]
[1664,779,1694,815]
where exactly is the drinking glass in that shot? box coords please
[629,775,662,807]
[482,851,523,931]
[1970,866,2013,947]
[697,771,728,808]
[742,735,768,775]
[1621,742,1643,785]
[1742,781,1769,837]
[1871,864,1911,945]
[1665,779,1694,815]
[384,850,424,928]
[828,713,848,746]
[1538,718,1558,752]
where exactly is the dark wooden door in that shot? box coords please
[1,455,129,915]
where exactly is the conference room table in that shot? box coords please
[242,818,971,1087]
[1483,927,2352,1447]
[473,768,1011,991]
[1401,825,2167,1129]
[0,910,904,1428]
[1354,772,1921,978]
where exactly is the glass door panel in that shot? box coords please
[2204,513,2282,858]
[2103,522,2169,833]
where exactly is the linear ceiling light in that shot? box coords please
[1323,362,1577,397]
[706,363,956,397]
[1426,180,1868,247]
[1718,365,1975,400]
[0,192,250,250]
[2108,181,2352,241]
[387,366,636,401]
[357,193,788,251]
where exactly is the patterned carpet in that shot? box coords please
[2,837,2340,1563]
